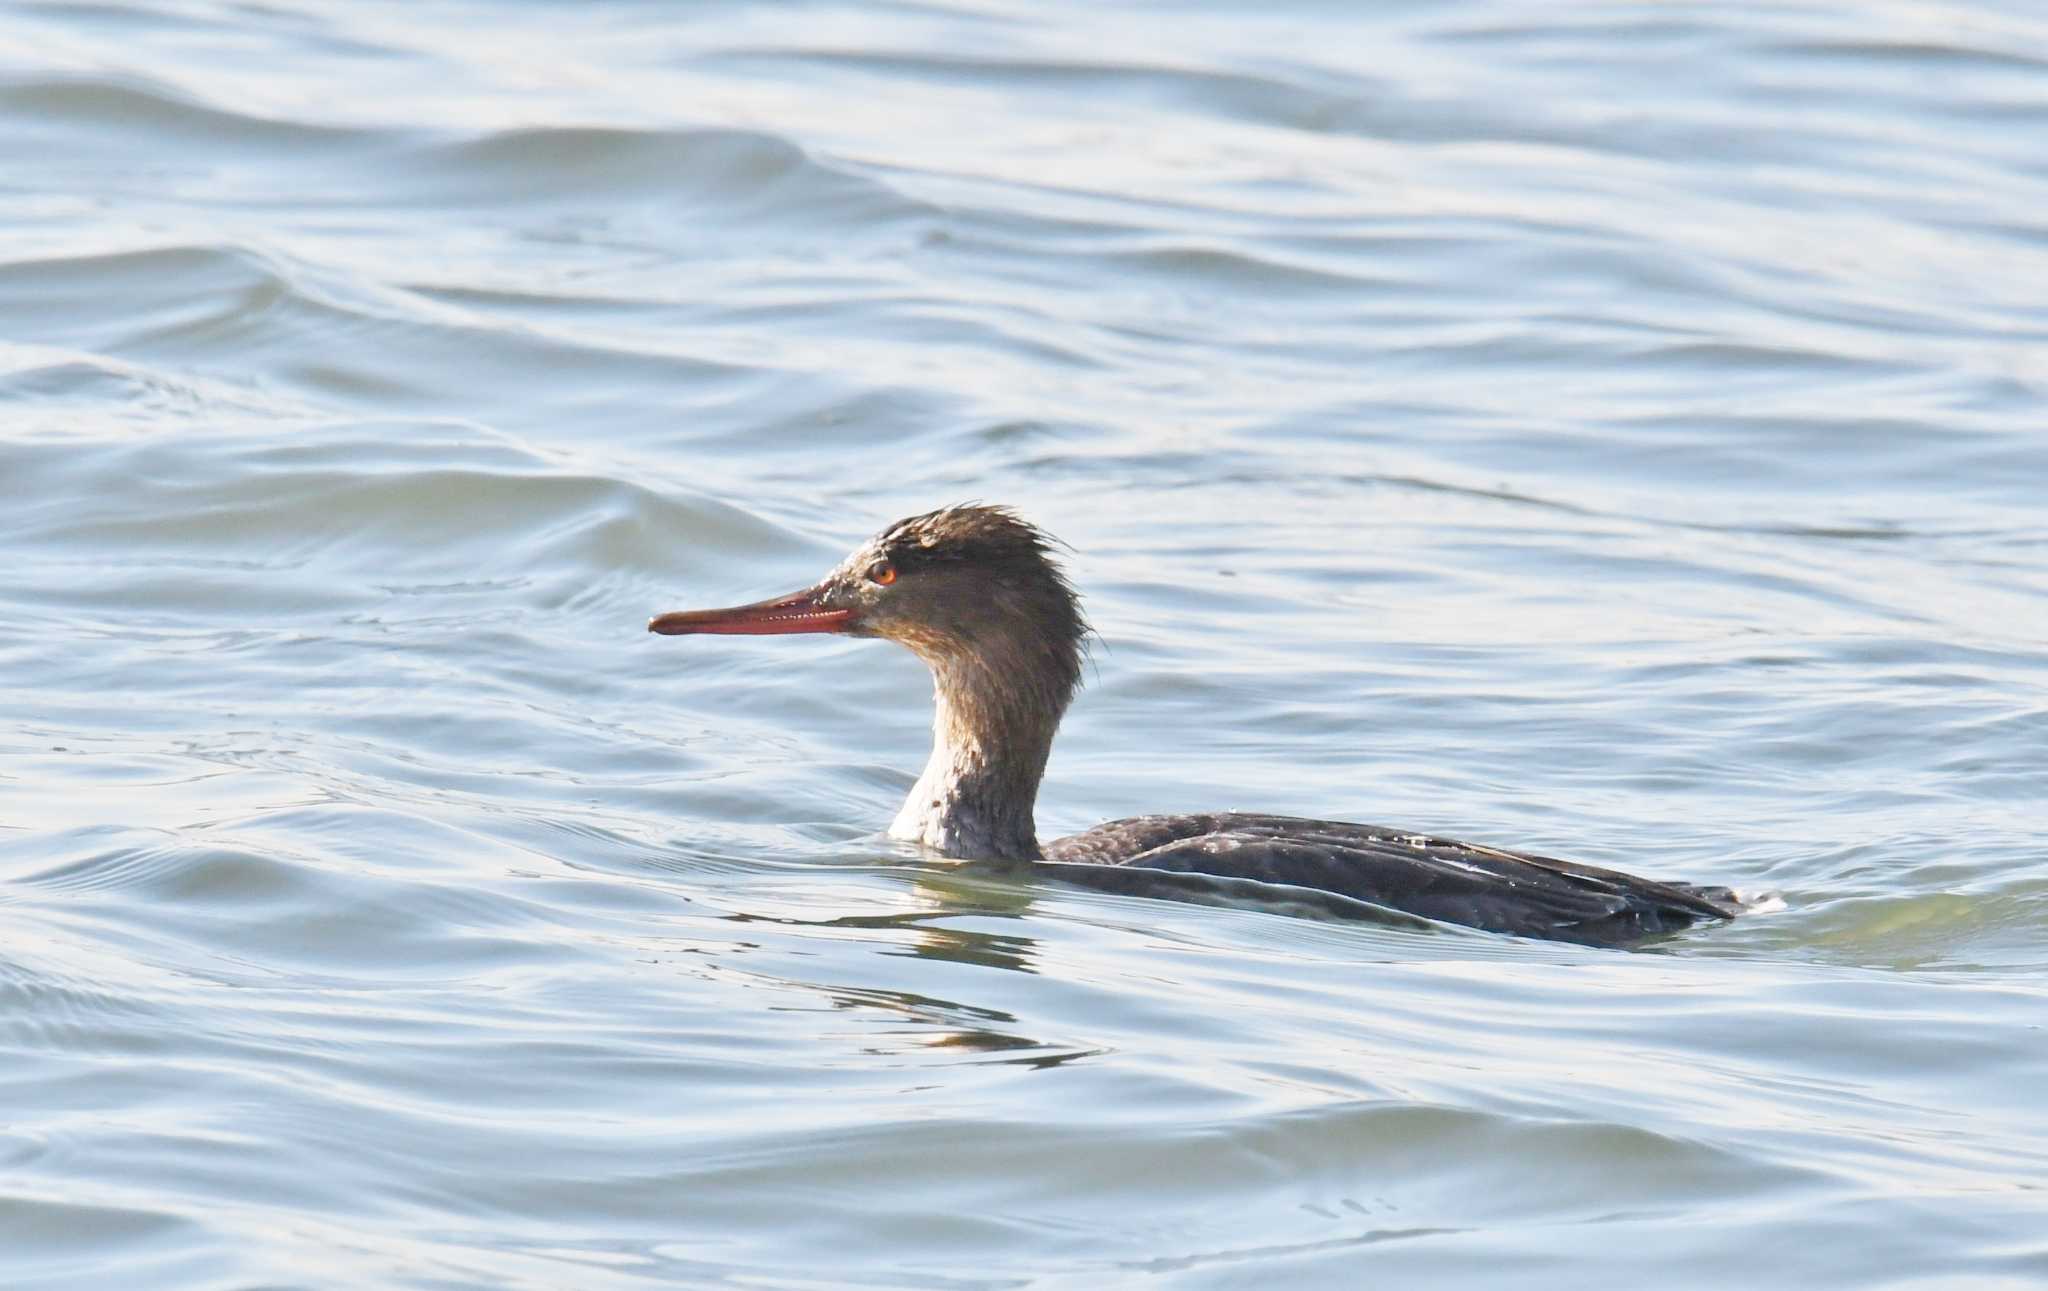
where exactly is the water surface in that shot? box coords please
[3,2,2047,1287]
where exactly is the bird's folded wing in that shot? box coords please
[1044,812,1738,944]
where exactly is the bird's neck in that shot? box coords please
[887,656,1064,862]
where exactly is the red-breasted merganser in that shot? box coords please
[650,504,1746,946]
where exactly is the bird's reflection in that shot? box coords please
[724,865,1041,973]
[814,982,1102,1071]
[710,857,1434,1068]
[718,865,1113,1068]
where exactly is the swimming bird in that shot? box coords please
[650,505,1745,946]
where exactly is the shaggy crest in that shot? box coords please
[878,504,1071,576]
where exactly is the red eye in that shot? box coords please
[868,561,897,586]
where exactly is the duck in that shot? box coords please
[650,504,1747,946]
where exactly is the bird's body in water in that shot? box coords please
[650,505,1749,947]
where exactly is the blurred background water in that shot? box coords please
[3,1,2047,1287]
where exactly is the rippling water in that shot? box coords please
[4,1,2047,1287]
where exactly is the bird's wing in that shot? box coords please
[1043,812,1738,944]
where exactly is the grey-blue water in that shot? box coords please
[4,2,2047,1287]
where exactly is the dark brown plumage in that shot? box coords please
[651,504,1746,946]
